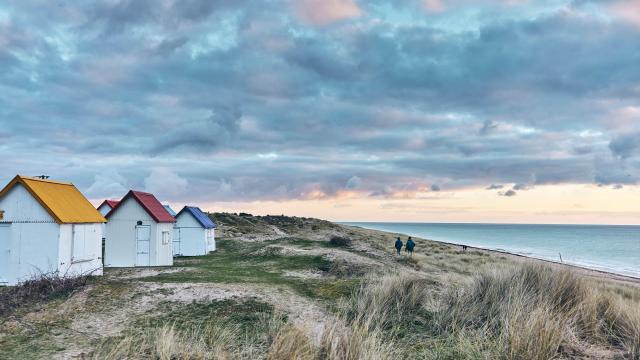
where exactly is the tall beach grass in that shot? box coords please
[89,264,639,359]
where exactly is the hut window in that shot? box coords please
[162,231,170,245]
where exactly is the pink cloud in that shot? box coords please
[291,0,362,26]
[422,0,530,13]
[610,0,640,26]
[423,0,446,12]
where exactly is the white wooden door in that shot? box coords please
[135,225,151,267]
[0,224,11,283]
[173,228,181,256]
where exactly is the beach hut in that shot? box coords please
[173,206,216,256]
[0,175,106,286]
[104,190,175,267]
[163,205,177,217]
[97,199,120,217]
[96,199,120,264]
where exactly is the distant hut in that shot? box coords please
[97,199,120,217]
[96,199,120,264]
[163,204,177,217]
[0,175,106,285]
[173,206,217,256]
[104,190,175,267]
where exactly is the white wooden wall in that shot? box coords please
[0,184,60,285]
[58,224,103,278]
[174,212,207,256]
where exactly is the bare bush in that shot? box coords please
[0,271,92,317]
[328,236,352,247]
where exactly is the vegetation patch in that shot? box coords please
[0,272,93,318]
[328,236,352,247]
[143,239,362,303]
[292,279,360,301]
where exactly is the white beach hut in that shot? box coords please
[96,199,120,265]
[0,175,106,286]
[173,206,217,256]
[97,199,120,217]
[104,190,175,267]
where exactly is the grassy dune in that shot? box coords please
[0,213,638,359]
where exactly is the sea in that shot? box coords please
[341,222,640,278]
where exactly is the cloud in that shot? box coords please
[153,105,242,153]
[608,0,640,27]
[609,132,640,159]
[346,176,362,189]
[0,1,639,205]
[499,189,517,197]
[144,169,188,199]
[431,184,441,191]
[85,170,128,199]
[478,120,499,136]
[290,0,362,25]
[423,0,446,12]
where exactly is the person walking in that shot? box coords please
[394,237,403,255]
[406,237,415,256]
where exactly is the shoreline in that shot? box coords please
[343,224,640,286]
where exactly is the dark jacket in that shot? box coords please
[395,239,403,250]
[406,239,415,251]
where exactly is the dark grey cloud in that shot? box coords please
[609,132,640,159]
[0,0,639,203]
[499,189,517,197]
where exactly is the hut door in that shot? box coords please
[173,228,181,256]
[135,225,151,266]
[0,224,10,283]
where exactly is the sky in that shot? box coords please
[1,0,640,224]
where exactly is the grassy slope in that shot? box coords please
[0,213,638,359]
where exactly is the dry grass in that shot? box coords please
[0,272,92,317]
[319,321,394,360]
[438,264,640,359]
[312,264,640,359]
[267,325,317,360]
[91,305,288,360]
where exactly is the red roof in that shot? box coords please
[106,190,175,223]
[105,199,120,208]
[98,199,120,210]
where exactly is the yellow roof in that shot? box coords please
[0,175,107,224]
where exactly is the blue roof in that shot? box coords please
[163,205,177,217]
[177,206,216,229]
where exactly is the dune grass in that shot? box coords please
[322,264,640,360]
[262,263,639,360]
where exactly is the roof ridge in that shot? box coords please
[19,175,73,186]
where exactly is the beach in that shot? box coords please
[343,224,640,287]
